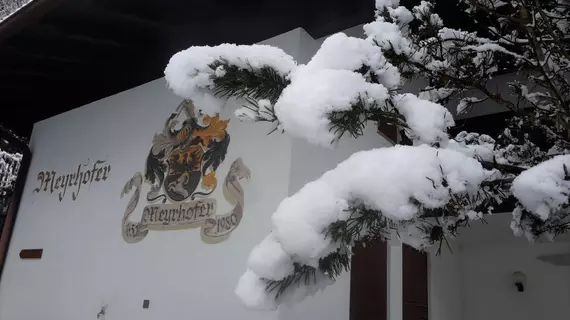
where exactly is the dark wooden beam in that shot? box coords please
[0,45,92,65]
[86,3,178,32]
[0,69,51,78]
[24,23,135,49]
[6,35,124,62]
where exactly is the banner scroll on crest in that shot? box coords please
[121,158,250,244]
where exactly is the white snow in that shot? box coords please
[457,97,484,114]
[0,0,33,24]
[274,33,395,147]
[235,270,278,311]
[276,68,389,147]
[234,106,258,122]
[512,155,570,220]
[389,6,414,26]
[303,33,401,89]
[164,44,297,115]
[234,99,275,122]
[463,43,525,60]
[247,233,294,280]
[418,87,456,102]
[393,94,455,146]
[448,131,495,162]
[364,20,411,55]
[237,145,493,308]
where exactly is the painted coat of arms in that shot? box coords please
[120,100,250,244]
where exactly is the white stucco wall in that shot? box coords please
[0,25,396,320]
[0,28,339,320]
[0,79,292,320]
[429,214,570,320]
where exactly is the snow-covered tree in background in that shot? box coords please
[0,123,24,226]
[164,0,570,310]
[0,151,21,209]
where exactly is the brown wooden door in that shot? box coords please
[350,240,388,320]
[403,245,428,320]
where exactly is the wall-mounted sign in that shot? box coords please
[120,100,250,244]
[32,160,111,201]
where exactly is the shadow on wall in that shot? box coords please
[429,213,570,320]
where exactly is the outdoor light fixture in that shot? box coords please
[512,271,526,292]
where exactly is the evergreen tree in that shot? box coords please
[163,0,570,309]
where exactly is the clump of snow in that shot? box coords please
[418,87,456,102]
[364,20,411,55]
[512,155,570,220]
[247,233,294,280]
[274,33,393,147]
[457,97,483,115]
[235,106,257,122]
[237,145,493,308]
[164,44,297,115]
[276,68,388,147]
[235,269,334,311]
[214,65,226,77]
[393,94,454,146]
[413,1,443,27]
[303,33,401,89]
[447,131,495,162]
[389,6,414,27]
[235,270,278,311]
[235,99,275,122]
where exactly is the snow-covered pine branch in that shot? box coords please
[236,145,501,309]
[165,32,453,147]
[0,0,33,23]
[164,0,570,310]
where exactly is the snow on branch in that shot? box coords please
[165,33,452,147]
[164,0,570,310]
[164,44,297,115]
[512,155,570,221]
[0,0,33,23]
[235,145,496,309]
[393,94,454,146]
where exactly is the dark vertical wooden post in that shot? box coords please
[350,240,388,320]
[402,245,429,320]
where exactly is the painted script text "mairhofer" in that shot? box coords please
[33,160,111,201]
